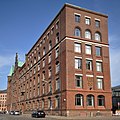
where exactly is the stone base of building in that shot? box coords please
[64,110,112,117]
[42,110,112,117]
[24,109,112,117]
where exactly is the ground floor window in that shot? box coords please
[55,96,60,109]
[75,94,83,106]
[98,95,105,106]
[87,95,94,106]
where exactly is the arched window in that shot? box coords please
[98,95,105,106]
[85,30,91,39]
[43,47,46,56]
[49,40,52,50]
[95,32,101,41]
[75,94,83,106]
[56,32,59,44]
[87,94,94,106]
[74,28,81,37]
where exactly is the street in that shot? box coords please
[1,114,120,120]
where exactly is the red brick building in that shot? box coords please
[7,3,112,116]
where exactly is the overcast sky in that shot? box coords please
[0,0,120,90]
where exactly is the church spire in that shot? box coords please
[15,53,18,68]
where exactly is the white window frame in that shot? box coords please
[86,60,92,70]
[75,94,83,106]
[74,43,81,53]
[85,45,92,54]
[75,58,82,69]
[97,78,103,89]
[75,75,82,88]
[56,78,60,90]
[74,28,81,36]
[96,62,102,72]
[95,32,101,41]
[55,47,59,58]
[87,95,94,106]
[56,62,60,73]
[85,30,91,39]
[85,17,91,25]
[96,47,101,56]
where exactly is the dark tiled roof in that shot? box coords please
[0,89,7,93]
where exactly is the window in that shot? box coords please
[97,78,103,89]
[38,74,40,84]
[43,47,46,56]
[85,17,91,25]
[51,27,54,34]
[38,52,40,60]
[95,20,100,28]
[75,58,82,69]
[74,43,81,53]
[49,83,52,93]
[47,32,49,39]
[56,32,59,44]
[86,60,92,70]
[56,21,59,29]
[48,99,52,109]
[75,75,82,88]
[75,14,80,22]
[85,30,91,39]
[48,67,52,77]
[38,63,40,71]
[34,57,36,64]
[40,41,42,47]
[38,87,40,96]
[30,61,32,67]
[85,45,92,55]
[56,61,60,74]
[96,47,101,56]
[56,78,60,90]
[95,32,101,41]
[43,59,45,68]
[48,53,52,63]
[49,41,52,50]
[87,95,94,106]
[43,38,45,44]
[74,28,81,37]
[55,47,59,58]
[96,62,102,72]
[98,95,105,106]
[42,72,45,81]
[75,94,83,106]
[42,99,44,109]
[56,97,60,108]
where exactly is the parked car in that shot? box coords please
[9,111,14,115]
[31,110,46,118]
[0,111,4,114]
[14,111,21,115]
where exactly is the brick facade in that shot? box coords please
[7,3,112,116]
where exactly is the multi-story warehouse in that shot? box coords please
[7,3,112,116]
[0,90,7,112]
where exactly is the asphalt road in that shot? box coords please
[1,114,120,120]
